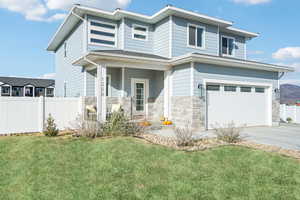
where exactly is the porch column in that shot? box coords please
[121,67,125,97]
[96,64,107,121]
[164,69,172,119]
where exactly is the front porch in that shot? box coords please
[84,65,169,123]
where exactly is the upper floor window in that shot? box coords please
[1,86,10,96]
[188,24,205,49]
[132,24,148,41]
[89,20,116,47]
[222,36,235,57]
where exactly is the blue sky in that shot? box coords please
[0,0,299,84]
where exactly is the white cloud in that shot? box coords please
[232,0,271,5]
[0,0,132,22]
[40,73,56,79]
[272,47,300,60]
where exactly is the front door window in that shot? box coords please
[135,82,145,112]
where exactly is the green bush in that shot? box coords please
[44,114,59,137]
[286,117,293,123]
[103,109,144,136]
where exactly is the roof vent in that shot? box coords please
[166,4,173,7]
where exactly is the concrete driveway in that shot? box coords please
[240,124,300,151]
[150,124,300,151]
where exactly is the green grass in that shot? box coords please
[0,136,300,200]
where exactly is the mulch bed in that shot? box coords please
[139,134,300,161]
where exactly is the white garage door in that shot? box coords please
[206,83,270,129]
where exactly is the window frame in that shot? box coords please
[240,86,252,93]
[24,85,34,97]
[206,84,220,91]
[88,19,117,48]
[187,23,206,49]
[46,87,55,97]
[255,87,265,93]
[221,35,235,57]
[1,85,11,96]
[224,85,237,92]
[132,24,148,41]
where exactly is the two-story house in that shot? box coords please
[47,4,294,130]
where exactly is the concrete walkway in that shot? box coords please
[149,124,300,151]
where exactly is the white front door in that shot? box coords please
[131,79,149,116]
[206,83,271,129]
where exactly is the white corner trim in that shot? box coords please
[121,67,125,97]
[169,15,173,58]
[121,18,125,49]
[191,62,195,96]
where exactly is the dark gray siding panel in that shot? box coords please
[55,22,84,97]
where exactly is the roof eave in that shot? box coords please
[171,54,294,72]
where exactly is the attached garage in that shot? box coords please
[204,79,272,129]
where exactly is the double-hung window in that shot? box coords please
[222,36,235,56]
[188,24,205,48]
[89,20,116,47]
[132,25,148,41]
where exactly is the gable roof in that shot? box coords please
[0,77,55,88]
[47,5,258,52]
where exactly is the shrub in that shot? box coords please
[212,122,242,143]
[174,124,194,147]
[70,115,103,138]
[103,109,144,136]
[44,114,59,137]
[286,117,293,123]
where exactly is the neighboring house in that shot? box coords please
[47,4,294,130]
[0,77,55,97]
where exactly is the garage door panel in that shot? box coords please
[207,84,268,129]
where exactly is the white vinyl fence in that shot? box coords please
[280,104,300,124]
[0,97,83,134]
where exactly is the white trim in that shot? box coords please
[83,14,88,53]
[187,23,206,50]
[164,70,171,118]
[132,24,148,41]
[191,62,195,96]
[169,15,173,58]
[121,18,125,49]
[102,66,107,121]
[131,78,149,116]
[83,69,87,96]
[225,27,259,38]
[121,67,125,97]
[106,74,112,97]
[88,19,117,48]
[221,35,236,57]
[203,78,273,129]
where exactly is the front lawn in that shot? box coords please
[0,136,299,200]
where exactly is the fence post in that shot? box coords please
[78,96,84,116]
[38,96,45,132]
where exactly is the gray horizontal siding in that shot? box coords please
[194,63,278,96]
[172,16,219,57]
[124,18,154,53]
[55,22,84,97]
[172,63,191,96]
[108,68,121,97]
[86,69,96,96]
[124,68,164,98]
[219,32,246,59]
[153,17,170,58]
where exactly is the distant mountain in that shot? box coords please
[280,84,300,104]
